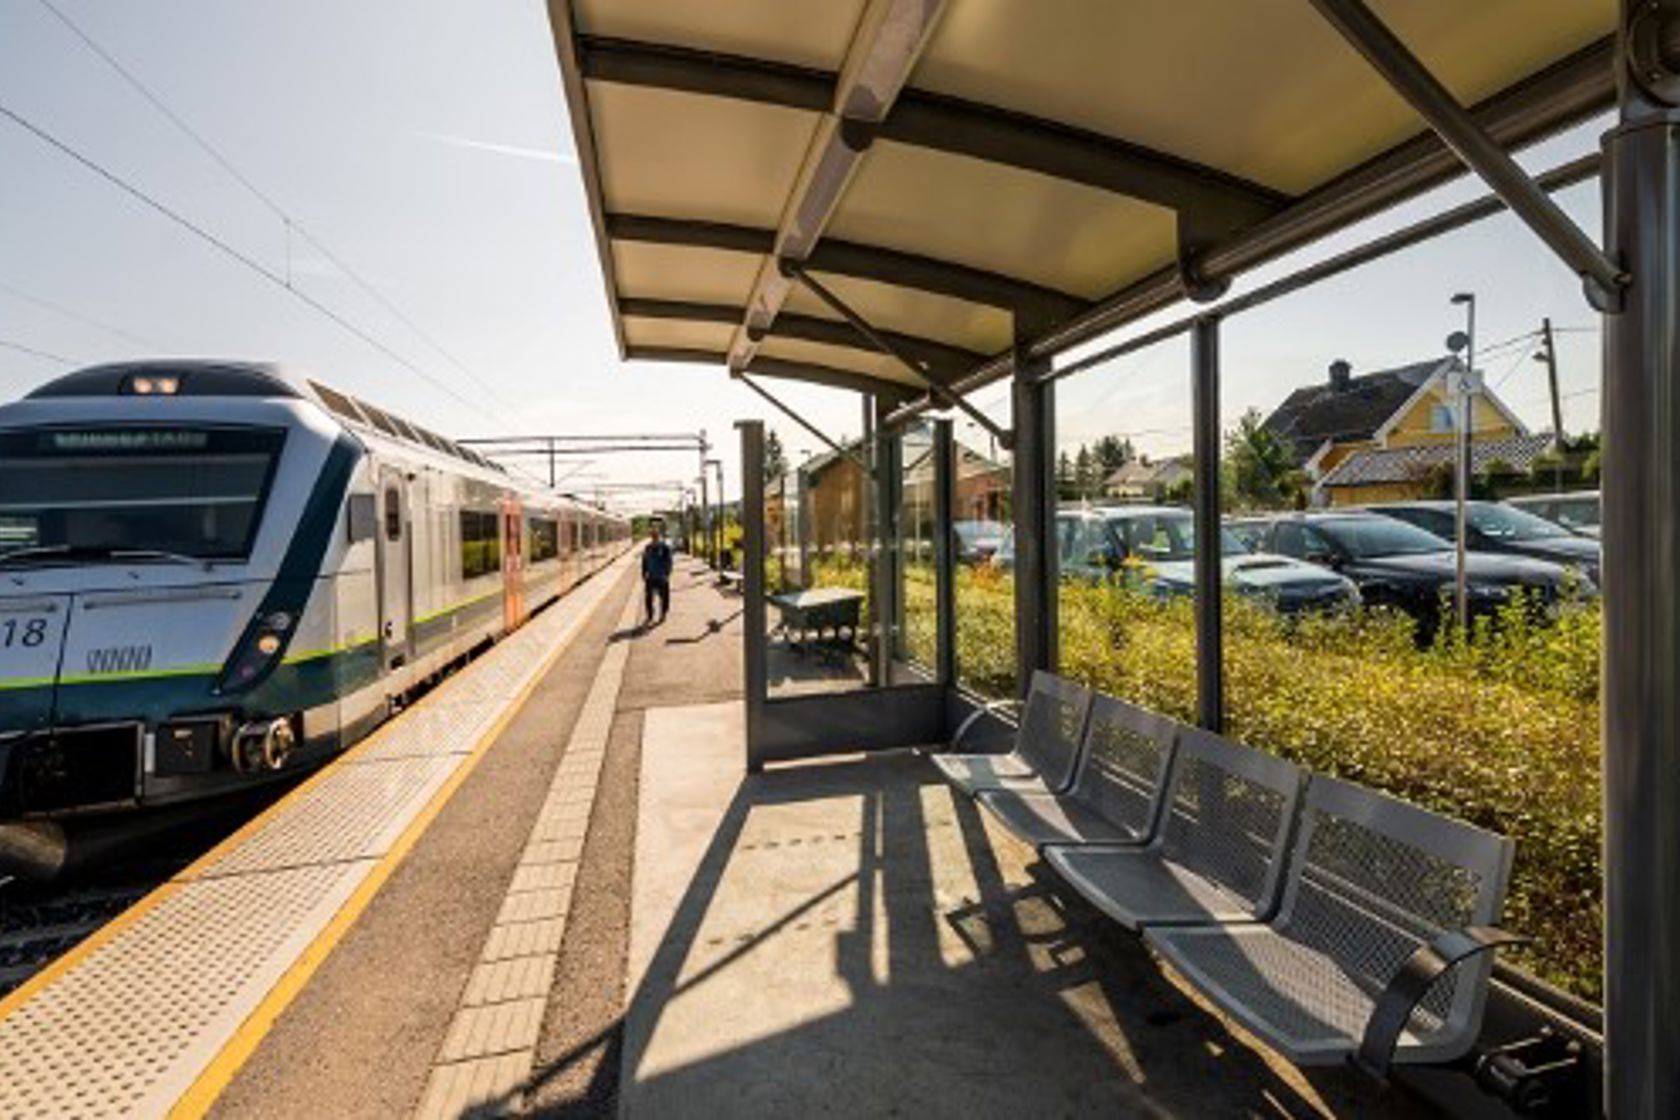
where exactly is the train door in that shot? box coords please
[502,501,525,630]
[377,467,413,669]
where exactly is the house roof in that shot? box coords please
[1262,357,1450,463]
[548,2,1613,409]
[1319,432,1555,487]
[1105,456,1192,487]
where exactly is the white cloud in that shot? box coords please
[412,130,576,166]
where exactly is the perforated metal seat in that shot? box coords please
[975,694,1177,849]
[930,671,1091,797]
[1046,727,1302,927]
[1145,776,1516,1071]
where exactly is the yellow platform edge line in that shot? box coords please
[0,558,628,1084]
[171,566,633,1118]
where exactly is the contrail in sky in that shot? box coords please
[413,130,576,165]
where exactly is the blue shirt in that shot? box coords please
[642,540,673,581]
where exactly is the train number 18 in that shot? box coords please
[1,618,48,648]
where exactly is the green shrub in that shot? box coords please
[817,556,1603,1001]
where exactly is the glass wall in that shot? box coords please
[895,422,938,671]
[767,442,872,697]
[1051,337,1198,720]
[1210,180,1603,1001]
[953,390,1016,698]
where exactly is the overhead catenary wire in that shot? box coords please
[0,335,72,365]
[0,278,170,351]
[0,99,511,430]
[33,0,515,415]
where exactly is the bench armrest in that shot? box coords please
[1353,926,1528,1083]
[943,698,1024,754]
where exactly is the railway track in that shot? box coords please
[0,873,163,997]
[0,786,295,1001]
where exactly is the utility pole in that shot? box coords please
[1448,292,1476,634]
[1537,317,1566,493]
[1539,316,1565,449]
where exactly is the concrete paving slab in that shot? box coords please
[620,704,1428,1119]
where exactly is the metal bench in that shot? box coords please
[1044,725,1304,927]
[974,693,1180,848]
[1143,775,1518,1080]
[929,671,1090,797]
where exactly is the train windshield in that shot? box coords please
[0,426,286,563]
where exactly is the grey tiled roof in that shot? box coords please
[1262,358,1449,464]
[1319,433,1555,488]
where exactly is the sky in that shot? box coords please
[0,1,1609,507]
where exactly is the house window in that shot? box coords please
[1430,403,1456,433]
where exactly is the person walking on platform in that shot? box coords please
[641,521,674,626]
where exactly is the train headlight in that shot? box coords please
[216,610,298,695]
[131,376,155,395]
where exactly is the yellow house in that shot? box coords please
[1262,358,1543,506]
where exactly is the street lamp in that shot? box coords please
[705,457,725,567]
[1447,292,1477,633]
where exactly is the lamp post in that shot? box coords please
[705,457,725,567]
[1447,292,1476,633]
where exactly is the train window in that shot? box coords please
[347,493,377,542]
[529,518,559,563]
[384,488,402,540]
[0,426,286,561]
[460,509,501,578]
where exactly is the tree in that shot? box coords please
[1092,434,1134,479]
[1074,446,1095,499]
[1056,450,1076,500]
[1224,408,1305,510]
[763,429,788,481]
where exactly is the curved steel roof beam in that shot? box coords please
[619,296,986,383]
[577,35,1288,233]
[604,213,1087,324]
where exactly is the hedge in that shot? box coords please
[811,556,1602,1001]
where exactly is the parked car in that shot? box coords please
[1248,511,1590,638]
[996,506,1359,614]
[1507,490,1600,539]
[952,518,1006,564]
[1373,500,1600,586]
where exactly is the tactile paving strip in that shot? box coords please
[192,754,458,879]
[0,556,635,1118]
[349,703,505,763]
[414,583,642,1119]
[0,861,368,1118]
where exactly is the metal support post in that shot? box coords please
[1191,316,1224,732]
[933,419,958,687]
[1010,333,1057,696]
[740,420,768,772]
[1309,0,1626,309]
[698,465,711,568]
[1603,2,1680,1109]
[873,402,900,687]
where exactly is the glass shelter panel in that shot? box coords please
[895,422,937,671]
[953,390,1016,699]
[767,440,871,697]
[1052,337,1198,722]
[1217,175,1603,1002]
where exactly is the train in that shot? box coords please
[0,360,629,842]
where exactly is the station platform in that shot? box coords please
[0,557,1427,1118]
